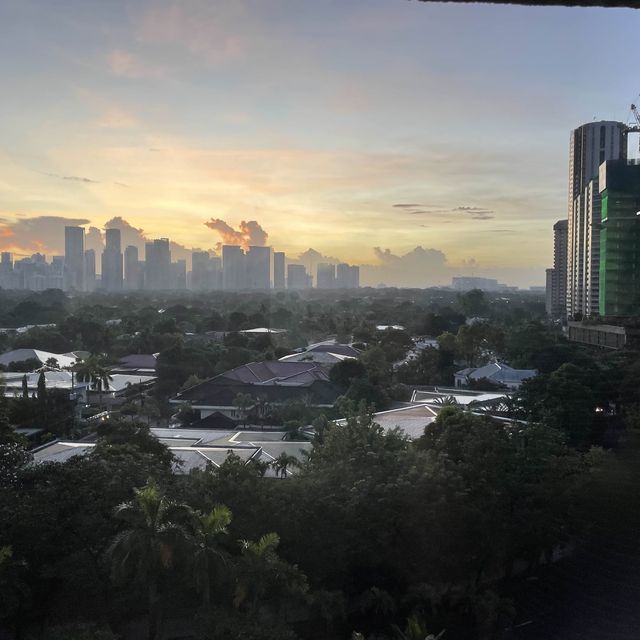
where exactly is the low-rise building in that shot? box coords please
[31,428,311,476]
[171,360,343,421]
[454,362,536,390]
[0,349,80,370]
[567,321,640,350]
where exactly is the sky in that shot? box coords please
[0,0,639,287]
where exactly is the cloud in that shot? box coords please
[43,172,100,184]
[392,203,495,220]
[106,49,165,79]
[204,219,268,251]
[392,203,428,208]
[138,4,246,65]
[103,216,194,264]
[97,106,139,129]
[84,226,104,255]
[361,246,452,287]
[0,215,91,255]
[104,216,146,249]
[293,248,341,276]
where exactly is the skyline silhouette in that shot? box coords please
[1,0,639,287]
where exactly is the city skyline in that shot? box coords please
[0,225,364,292]
[1,1,640,287]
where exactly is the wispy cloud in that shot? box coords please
[106,49,166,79]
[43,172,100,184]
[137,4,246,65]
[392,203,495,220]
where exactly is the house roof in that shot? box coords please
[32,428,312,475]
[31,440,261,473]
[335,404,438,440]
[188,411,239,429]
[214,360,330,385]
[0,349,78,369]
[117,354,158,370]
[278,351,354,364]
[455,362,536,384]
[304,342,361,357]
[2,371,90,394]
[172,360,344,407]
[2,371,156,396]
[239,327,287,334]
[411,389,509,406]
[175,378,341,408]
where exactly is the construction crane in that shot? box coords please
[629,103,640,153]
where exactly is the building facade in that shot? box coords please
[84,249,96,292]
[273,252,286,289]
[64,226,85,291]
[545,219,568,317]
[222,245,246,290]
[287,264,310,289]
[566,121,627,318]
[316,263,336,289]
[101,228,123,291]
[246,246,271,290]
[145,239,171,290]
[598,160,640,317]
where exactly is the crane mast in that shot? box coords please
[628,103,640,153]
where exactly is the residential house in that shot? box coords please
[454,362,537,390]
[171,360,343,422]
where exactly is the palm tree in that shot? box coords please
[234,532,308,618]
[74,356,113,410]
[107,482,192,640]
[392,615,445,640]
[189,505,232,609]
[271,452,299,478]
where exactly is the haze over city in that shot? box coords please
[1,0,639,287]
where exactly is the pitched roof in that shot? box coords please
[217,360,331,385]
[335,404,438,440]
[278,351,354,364]
[0,349,78,369]
[304,342,361,357]
[117,354,158,370]
[175,378,341,407]
[455,362,536,384]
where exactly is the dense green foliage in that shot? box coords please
[2,287,640,638]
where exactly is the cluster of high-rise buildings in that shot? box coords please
[546,120,640,320]
[0,227,360,292]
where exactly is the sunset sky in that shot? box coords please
[1,0,639,287]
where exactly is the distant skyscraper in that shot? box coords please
[84,250,96,292]
[273,252,285,289]
[287,264,310,289]
[598,160,640,317]
[222,245,246,290]
[348,265,360,288]
[336,263,360,288]
[316,263,336,289]
[566,121,627,318]
[545,220,568,317]
[101,228,123,291]
[246,246,271,289]
[0,252,13,289]
[210,255,222,289]
[64,226,85,291]
[191,251,211,290]
[145,239,171,290]
[172,259,187,289]
[124,245,143,290]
